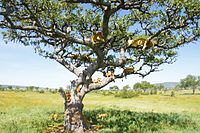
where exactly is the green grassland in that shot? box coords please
[0,90,200,132]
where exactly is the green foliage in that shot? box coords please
[114,89,139,98]
[150,89,158,95]
[0,85,5,91]
[1,0,199,76]
[133,81,155,92]
[179,75,200,89]
[93,90,139,98]
[26,86,35,91]
[171,91,175,97]
[49,89,58,94]
[123,85,131,90]
[155,84,165,91]
[38,90,45,93]
[109,85,119,90]
[8,86,13,90]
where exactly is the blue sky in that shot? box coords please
[0,33,200,89]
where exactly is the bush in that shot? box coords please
[0,87,5,91]
[38,90,45,93]
[171,91,175,97]
[49,89,57,94]
[150,89,158,95]
[114,89,139,98]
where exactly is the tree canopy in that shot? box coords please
[179,75,200,89]
[1,1,199,91]
[133,81,155,92]
[1,0,200,132]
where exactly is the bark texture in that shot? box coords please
[60,89,89,132]
[64,101,86,132]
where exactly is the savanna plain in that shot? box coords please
[0,90,200,133]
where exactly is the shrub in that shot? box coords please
[0,87,5,91]
[114,90,139,98]
[171,91,175,97]
[150,89,158,95]
[38,90,45,93]
[49,89,57,94]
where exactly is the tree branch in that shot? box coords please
[52,55,83,77]
[65,0,110,7]
[58,88,68,110]
[86,77,114,92]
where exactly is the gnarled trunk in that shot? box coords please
[59,76,113,132]
[60,88,89,132]
[64,99,87,132]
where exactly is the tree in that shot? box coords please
[8,86,12,91]
[123,85,131,90]
[0,85,5,91]
[34,86,39,92]
[133,82,142,90]
[155,84,165,91]
[109,85,119,90]
[134,81,154,92]
[27,86,34,91]
[0,0,200,132]
[179,75,200,94]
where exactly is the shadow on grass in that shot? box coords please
[182,93,200,95]
[44,108,198,133]
[84,108,198,132]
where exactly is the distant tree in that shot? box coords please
[155,84,165,91]
[54,89,58,93]
[123,85,131,90]
[59,87,64,91]
[179,75,199,94]
[0,85,5,91]
[109,85,119,90]
[45,87,49,91]
[27,86,35,91]
[133,82,142,90]
[50,89,57,94]
[197,76,200,87]
[8,86,12,91]
[175,84,181,90]
[134,81,154,93]
[171,90,175,97]
[16,87,20,91]
[34,87,39,92]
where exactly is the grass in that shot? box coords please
[0,91,63,133]
[0,90,200,132]
[83,91,200,113]
[84,108,199,133]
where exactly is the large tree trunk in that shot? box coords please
[64,100,86,132]
[60,89,89,132]
[59,75,113,132]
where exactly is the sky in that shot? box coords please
[0,34,200,89]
